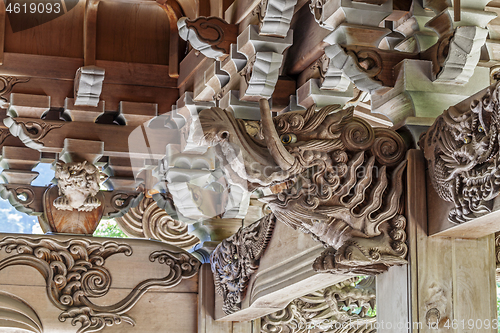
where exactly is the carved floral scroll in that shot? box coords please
[115,196,200,250]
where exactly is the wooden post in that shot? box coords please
[382,150,498,333]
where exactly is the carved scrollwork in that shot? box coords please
[0,184,45,215]
[210,213,276,314]
[326,44,383,93]
[0,236,200,333]
[178,16,237,58]
[261,277,376,333]
[4,117,64,150]
[420,81,500,223]
[0,75,30,102]
[115,197,199,250]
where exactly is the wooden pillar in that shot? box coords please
[377,149,497,332]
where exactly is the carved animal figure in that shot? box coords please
[420,82,500,223]
[202,98,408,311]
[54,161,101,212]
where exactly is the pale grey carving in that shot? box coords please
[210,213,276,314]
[54,161,101,212]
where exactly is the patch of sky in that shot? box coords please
[0,163,54,234]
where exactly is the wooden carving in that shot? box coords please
[420,82,500,223]
[200,99,408,279]
[178,16,237,58]
[0,75,30,103]
[0,291,43,333]
[261,277,376,333]
[54,161,101,212]
[4,118,64,150]
[115,196,200,250]
[0,236,200,333]
[210,213,276,314]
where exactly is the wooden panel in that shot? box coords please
[407,150,497,333]
[198,264,233,333]
[96,1,169,65]
[84,0,99,65]
[376,265,411,333]
[4,0,85,58]
[0,53,82,79]
[452,237,496,329]
[0,0,5,65]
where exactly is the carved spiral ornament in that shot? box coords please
[371,128,406,167]
[340,118,375,151]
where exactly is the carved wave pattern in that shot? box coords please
[115,197,199,250]
[0,236,200,333]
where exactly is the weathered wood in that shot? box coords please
[407,150,497,332]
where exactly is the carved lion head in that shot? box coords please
[54,161,101,212]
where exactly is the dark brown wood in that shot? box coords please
[454,0,461,22]
[271,78,296,109]
[44,185,104,234]
[84,0,99,66]
[185,16,238,55]
[284,4,331,75]
[7,117,181,158]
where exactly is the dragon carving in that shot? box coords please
[202,99,408,313]
[210,213,275,314]
[420,82,500,223]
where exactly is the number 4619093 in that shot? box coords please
[6,2,62,14]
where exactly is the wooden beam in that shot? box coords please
[0,53,176,87]
[157,0,183,78]
[84,0,100,66]
[0,0,5,65]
